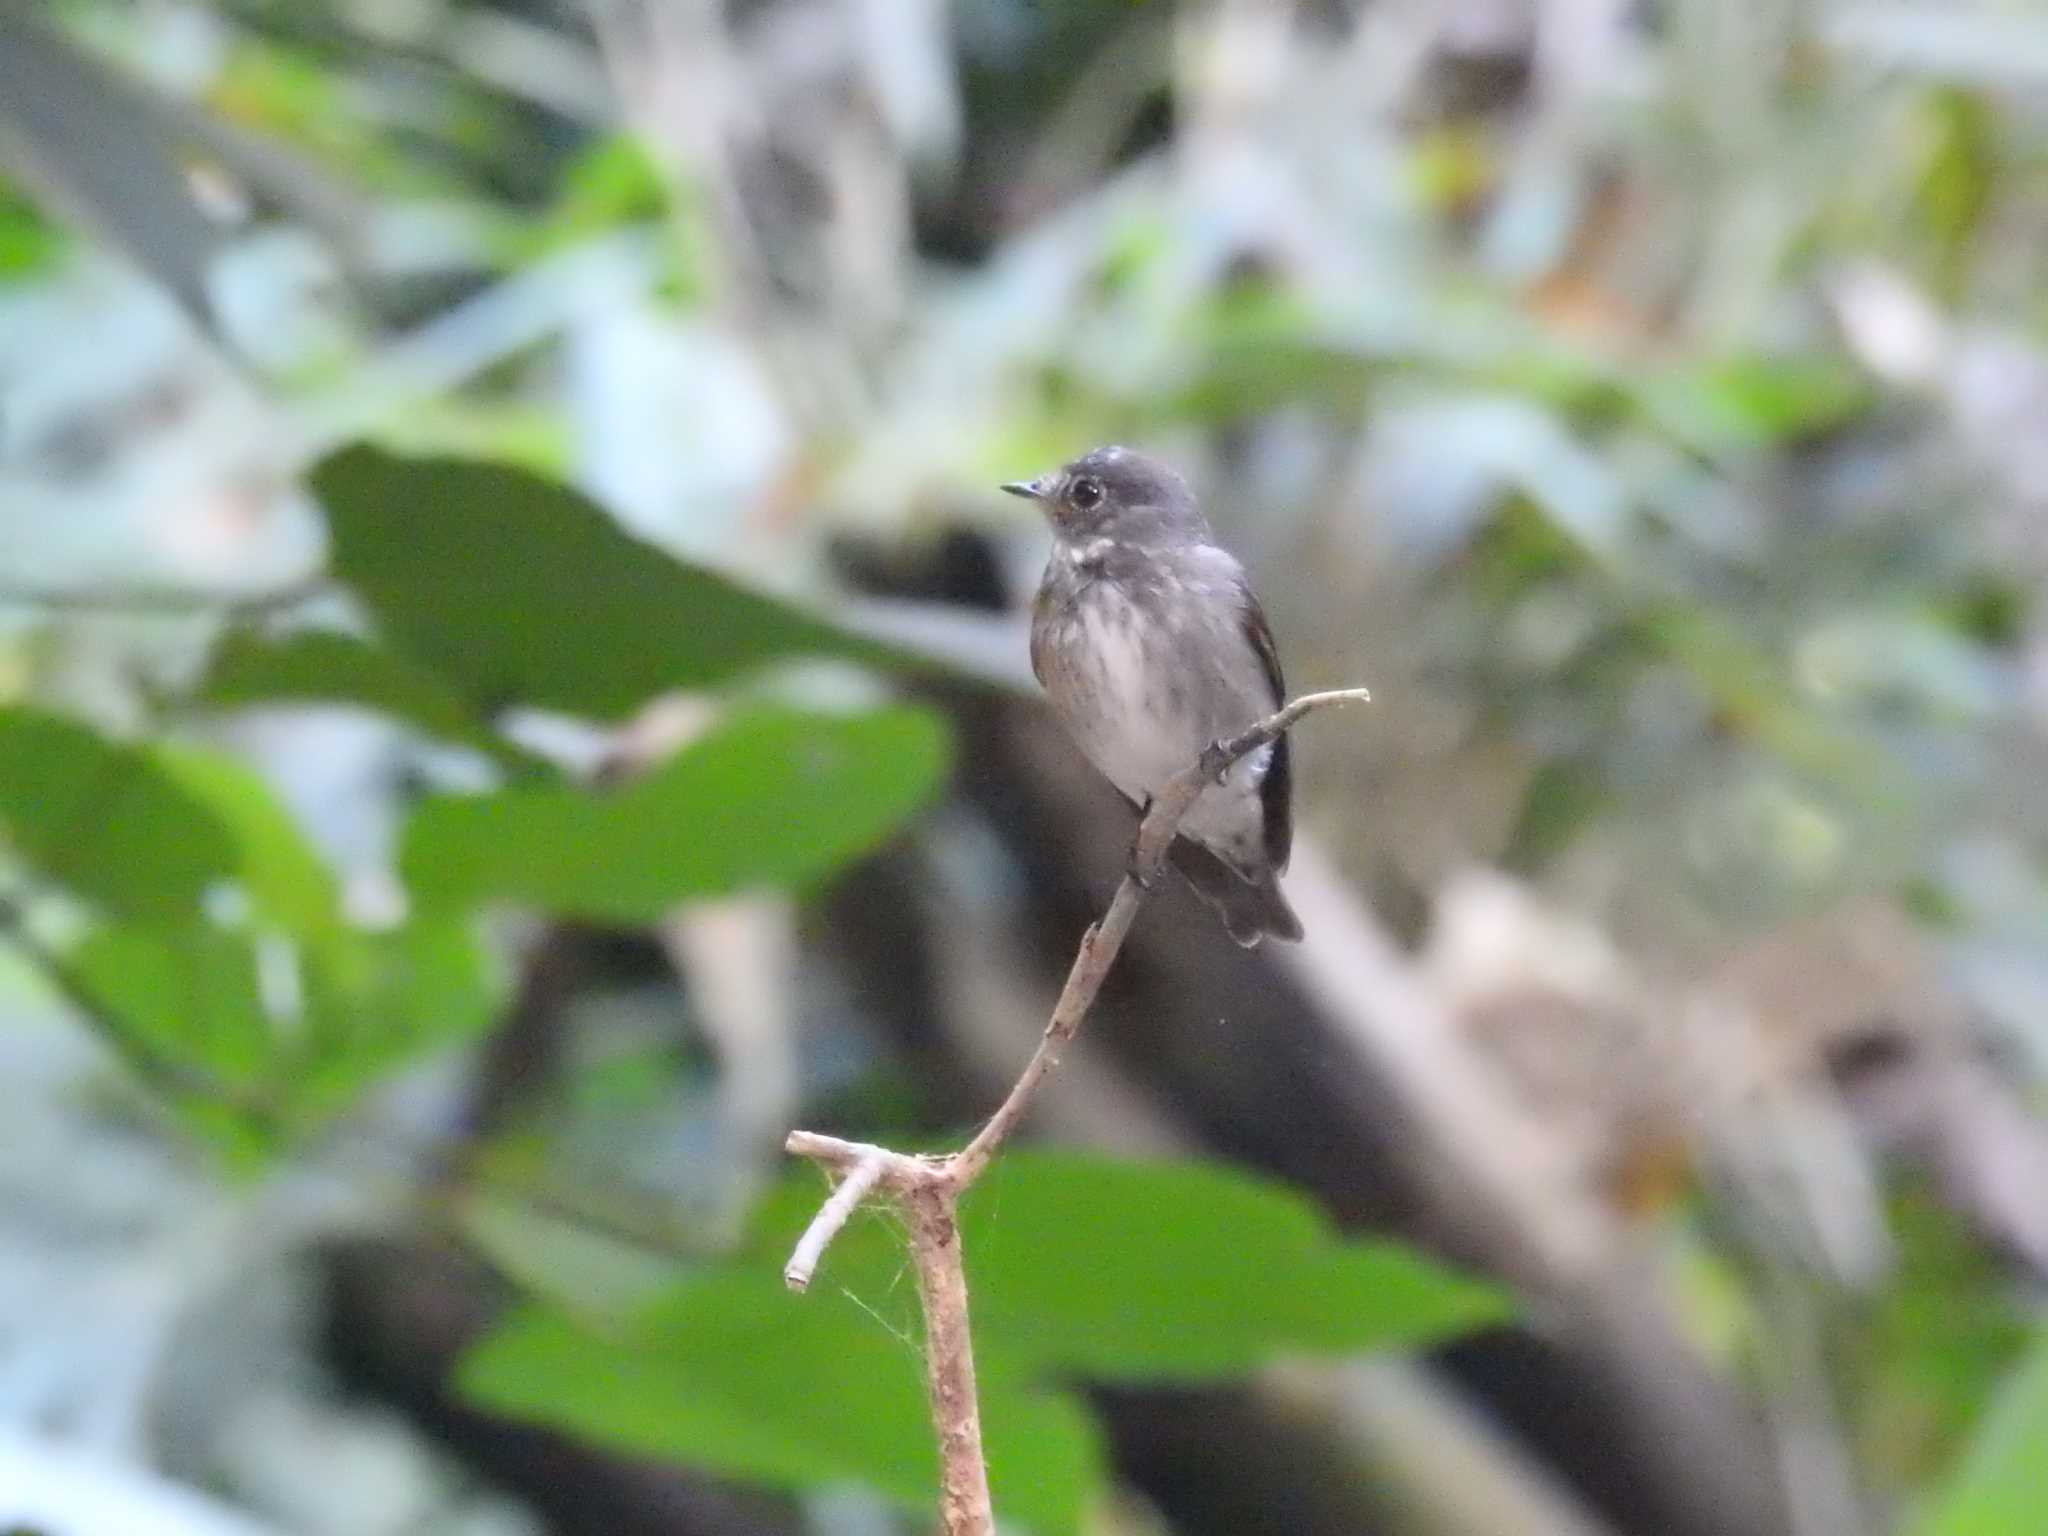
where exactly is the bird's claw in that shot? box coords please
[1127,796,1158,886]
[1126,845,1156,887]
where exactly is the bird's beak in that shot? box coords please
[1000,478,1046,500]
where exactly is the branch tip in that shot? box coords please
[784,1151,890,1293]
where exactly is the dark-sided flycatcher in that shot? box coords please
[1005,446,1303,945]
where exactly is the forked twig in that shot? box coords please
[783,687,1372,1535]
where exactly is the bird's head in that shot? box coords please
[1002,445,1199,543]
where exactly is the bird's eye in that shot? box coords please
[1069,477,1103,510]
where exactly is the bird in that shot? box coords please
[1004,446,1303,946]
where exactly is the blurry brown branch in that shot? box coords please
[783,686,1371,1535]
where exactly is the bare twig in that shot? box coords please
[904,1182,995,1535]
[783,1151,889,1293]
[782,686,1371,1535]
[948,686,1370,1185]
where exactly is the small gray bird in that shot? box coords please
[1005,446,1303,945]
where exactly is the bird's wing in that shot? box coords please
[1238,584,1294,871]
[1028,585,1053,688]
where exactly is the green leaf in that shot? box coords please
[459,1273,1101,1535]
[401,706,951,920]
[295,915,500,1113]
[312,445,909,721]
[153,744,344,947]
[199,628,550,776]
[65,909,496,1157]
[0,708,236,918]
[1857,1191,2034,1495]
[1917,1328,2048,1536]
[69,922,274,1089]
[1505,757,1605,870]
[28,729,498,1147]
[0,173,65,279]
[746,1153,1509,1382]
[462,1154,1500,1531]
[957,1154,1507,1378]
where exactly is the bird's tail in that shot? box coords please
[1168,837,1304,947]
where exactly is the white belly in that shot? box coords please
[1049,590,1272,872]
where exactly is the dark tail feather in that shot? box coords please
[1167,837,1304,947]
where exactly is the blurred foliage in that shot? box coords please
[401,706,953,920]
[0,699,504,1164]
[0,707,239,918]
[1856,1192,2035,1495]
[0,175,65,277]
[306,447,913,717]
[463,1155,1506,1534]
[201,627,549,773]
[0,443,958,1168]
[0,395,1497,1524]
[3,0,2048,1532]
[1913,1326,2048,1536]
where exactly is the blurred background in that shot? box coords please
[3,1,2048,1534]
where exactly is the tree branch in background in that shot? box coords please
[783,687,1372,1536]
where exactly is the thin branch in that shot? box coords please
[783,1130,899,1172]
[904,1181,996,1534]
[949,686,1370,1185]
[784,1151,889,1292]
[781,686,1371,1536]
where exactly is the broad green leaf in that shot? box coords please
[959,1155,1506,1378]
[746,1152,1509,1382]
[170,1095,286,1173]
[296,916,501,1114]
[68,922,274,1089]
[154,744,344,947]
[121,746,492,1128]
[65,910,496,1159]
[459,1272,1101,1535]
[1917,1328,2048,1536]
[0,708,236,918]
[60,919,287,1170]
[401,706,951,920]
[312,445,910,721]
[200,628,547,775]
[464,1154,1502,1530]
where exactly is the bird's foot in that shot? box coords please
[1127,795,1159,887]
